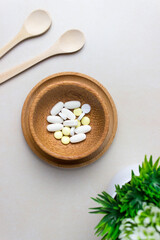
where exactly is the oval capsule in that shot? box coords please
[63,120,78,127]
[78,112,85,121]
[70,127,75,136]
[64,101,81,109]
[50,102,64,116]
[75,125,91,134]
[62,108,76,120]
[59,112,67,120]
[47,123,63,132]
[47,115,63,124]
[70,133,86,143]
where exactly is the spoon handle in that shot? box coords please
[0,47,59,84]
[0,29,27,58]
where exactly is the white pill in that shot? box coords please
[47,123,63,132]
[70,133,86,143]
[63,120,78,127]
[59,112,67,120]
[70,127,75,136]
[81,104,91,114]
[47,115,63,124]
[64,101,81,109]
[50,102,64,116]
[75,125,91,134]
[78,112,85,121]
[62,108,76,120]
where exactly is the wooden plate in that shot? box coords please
[21,72,117,168]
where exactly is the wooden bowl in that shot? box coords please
[21,72,117,168]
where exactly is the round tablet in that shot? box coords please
[73,108,82,116]
[81,116,90,125]
[62,127,70,136]
[61,136,70,145]
[54,131,63,139]
[81,104,91,114]
[76,120,81,128]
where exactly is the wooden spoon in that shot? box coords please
[0,29,85,84]
[0,9,52,58]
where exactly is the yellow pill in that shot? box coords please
[76,120,81,128]
[81,116,90,125]
[54,131,63,139]
[62,127,70,136]
[61,136,70,145]
[73,108,82,116]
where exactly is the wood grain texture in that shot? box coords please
[21,72,118,168]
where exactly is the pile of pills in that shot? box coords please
[47,101,91,145]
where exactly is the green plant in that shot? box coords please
[90,192,123,240]
[131,156,160,207]
[90,155,160,240]
[119,202,160,240]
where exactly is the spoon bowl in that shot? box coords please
[58,29,85,53]
[0,9,52,58]
[0,29,85,84]
[24,9,52,36]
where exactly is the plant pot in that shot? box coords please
[107,164,139,197]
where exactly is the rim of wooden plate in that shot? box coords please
[21,72,118,168]
[29,80,109,161]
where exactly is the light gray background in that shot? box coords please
[0,0,160,239]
